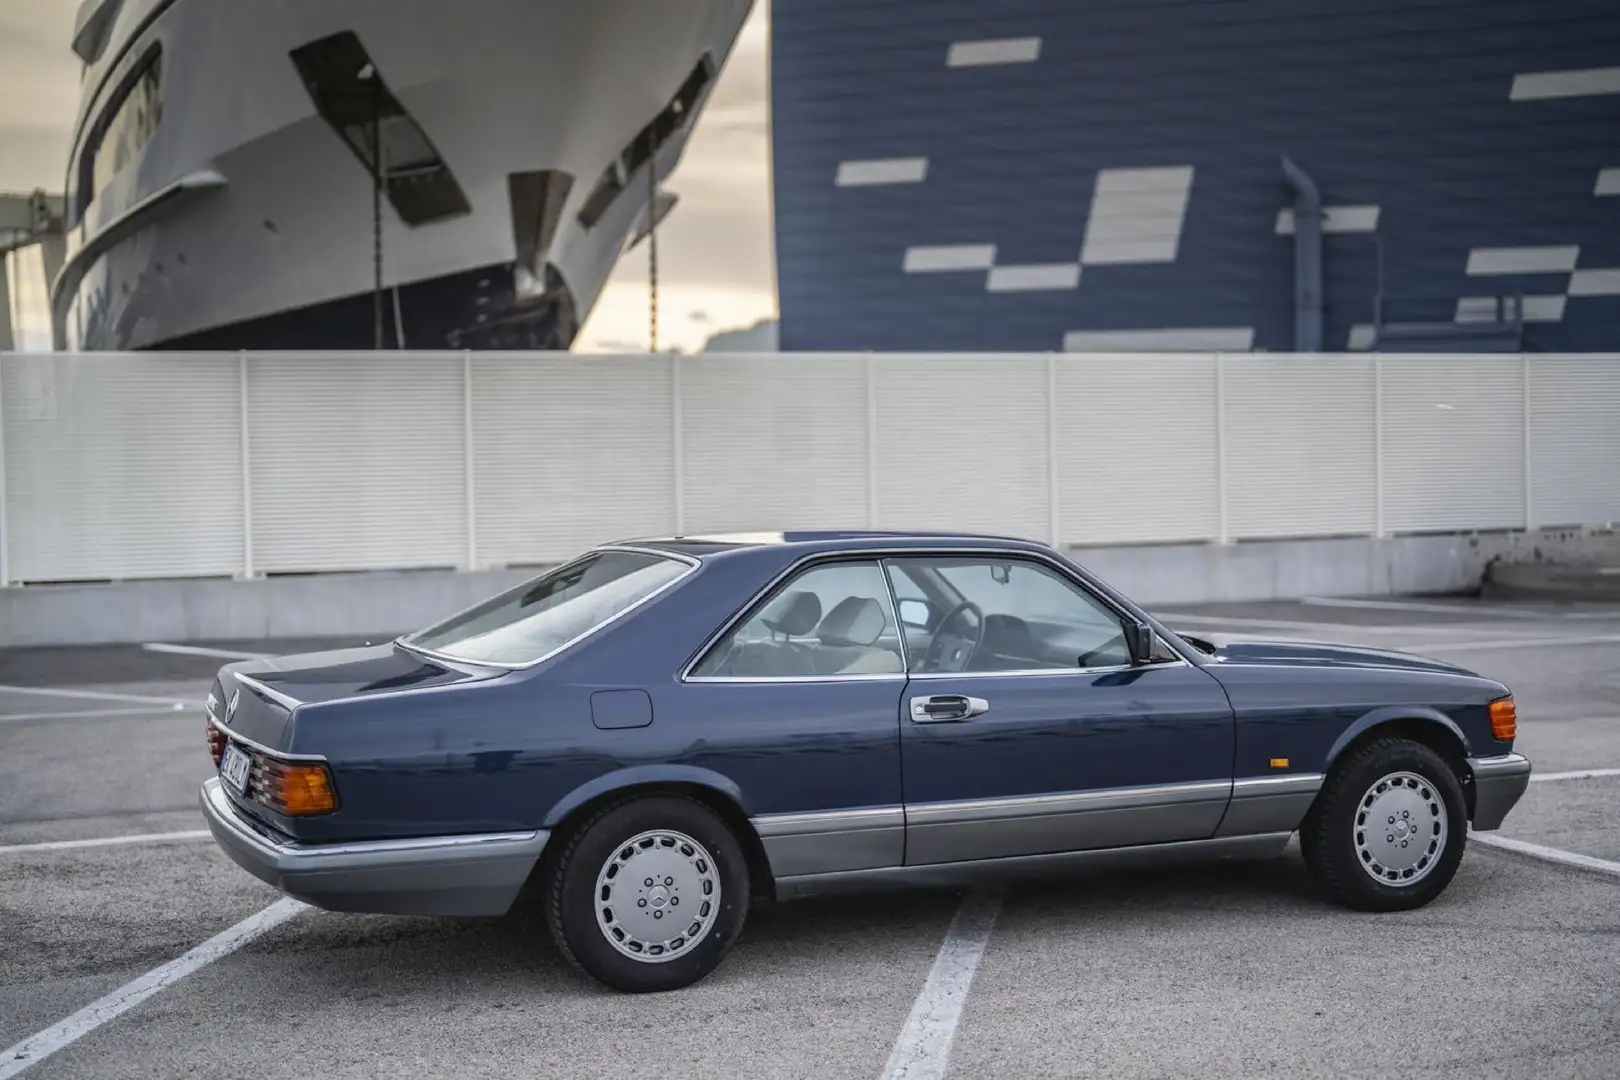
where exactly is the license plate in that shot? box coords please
[219,743,252,795]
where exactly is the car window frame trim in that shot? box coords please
[395,545,700,672]
[680,545,1196,684]
[683,554,908,681]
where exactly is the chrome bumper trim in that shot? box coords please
[1466,753,1532,832]
[199,778,548,917]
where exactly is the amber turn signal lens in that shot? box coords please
[1489,697,1517,741]
[259,761,338,816]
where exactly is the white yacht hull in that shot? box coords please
[58,0,752,350]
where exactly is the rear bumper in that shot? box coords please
[1467,753,1532,832]
[199,778,548,917]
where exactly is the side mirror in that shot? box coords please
[1123,620,1156,665]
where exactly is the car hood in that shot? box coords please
[1182,636,1476,676]
[210,643,501,749]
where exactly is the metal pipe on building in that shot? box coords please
[1281,157,1324,353]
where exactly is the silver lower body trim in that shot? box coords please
[752,806,904,878]
[1216,773,1325,837]
[199,778,548,917]
[905,780,1233,865]
[775,832,1294,901]
[1467,753,1532,832]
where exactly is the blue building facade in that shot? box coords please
[770,0,1620,353]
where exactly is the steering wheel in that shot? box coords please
[921,600,985,673]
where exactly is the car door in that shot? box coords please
[683,557,909,879]
[885,552,1235,866]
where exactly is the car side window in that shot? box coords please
[689,561,906,678]
[885,556,1131,672]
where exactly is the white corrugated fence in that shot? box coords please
[1,351,1617,586]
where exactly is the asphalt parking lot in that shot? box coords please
[3,596,1618,1079]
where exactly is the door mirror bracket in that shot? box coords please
[1123,620,1157,665]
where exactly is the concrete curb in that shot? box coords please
[1483,559,1620,602]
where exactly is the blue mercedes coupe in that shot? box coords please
[200,531,1531,992]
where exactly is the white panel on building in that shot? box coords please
[946,37,1042,67]
[1275,205,1381,235]
[986,264,1080,292]
[1569,268,1620,296]
[1596,168,1620,196]
[1509,66,1620,101]
[903,244,996,273]
[1062,327,1255,352]
[1080,166,1195,265]
[1465,245,1580,275]
[835,157,929,187]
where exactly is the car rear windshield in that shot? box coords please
[402,549,691,666]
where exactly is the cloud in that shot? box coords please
[584,0,776,342]
[0,0,81,189]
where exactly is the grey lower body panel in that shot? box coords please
[1468,753,1532,831]
[904,780,1233,865]
[753,806,904,877]
[199,778,548,917]
[1216,774,1324,837]
[775,832,1294,900]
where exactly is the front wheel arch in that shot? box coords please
[1322,711,1474,819]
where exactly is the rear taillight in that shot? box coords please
[253,759,338,816]
[206,720,226,765]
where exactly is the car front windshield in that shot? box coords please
[403,549,691,665]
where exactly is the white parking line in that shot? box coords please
[0,684,188,707]
[1470,833,1620,878]
[1154,613,1506,636]
[879,888,1003,1080]
[1532,767,1620,783]
[1300,596,1544,618]
[0,705,198,723]
[0,831,211,855]
[142,642,270,661]
[1301,596,1619,621]
[1410,633,1620,653]
[0,898,307,1079]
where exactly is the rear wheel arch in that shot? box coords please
[532,779,774,906]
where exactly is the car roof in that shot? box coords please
[615,530,1054,559]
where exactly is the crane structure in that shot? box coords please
[1,191,66,352]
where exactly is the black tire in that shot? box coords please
[545,795,750,992]
[1300,736,1467,912]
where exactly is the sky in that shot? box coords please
[0,0,777,353]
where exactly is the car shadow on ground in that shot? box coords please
[228,852,1331,1001]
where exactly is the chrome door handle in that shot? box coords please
[910,694,989,723]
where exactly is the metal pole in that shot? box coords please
[1214,352,1229,544]
[370,76,385,350]
[647,147,659,354]
[238,351,254,579]
[0,349,9,587]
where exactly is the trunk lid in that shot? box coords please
[209,642,500,751]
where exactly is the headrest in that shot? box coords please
[761,590,822,637]
[817,596,886,648]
